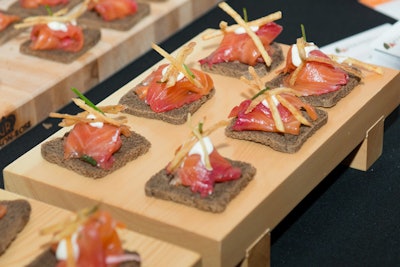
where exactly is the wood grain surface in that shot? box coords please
[4,29,400,266]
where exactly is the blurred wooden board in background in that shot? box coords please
[0,0,219,148]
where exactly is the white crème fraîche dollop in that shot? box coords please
[291,42,319,67]
[187,137,214,165]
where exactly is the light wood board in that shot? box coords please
[0,0,219,148]
[0,189,201,267]
[4,29,400,267]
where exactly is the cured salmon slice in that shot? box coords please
[174,150,242,197]
[283,47,349,95]
[29,23,84,52]
[0,12,20,31]
[20,0,68,9]
[229,93,318,135]
[199,22,283,66]
[63,123,122,170]
[135,64,214,113]
[229,99,300,135]
[87,0,138,21]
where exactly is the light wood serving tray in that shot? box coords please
[0,0,218,148]
[4,29,400,266]
[0,189,201,266]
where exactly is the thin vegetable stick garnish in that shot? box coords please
[328,54,384,75]
[289,37,383,85]
[202,2,282,67]
[14,0,91,29]
[167,114,229,173]
[239,66,316,133]
[151,42,203,89]
[50,89,131,137]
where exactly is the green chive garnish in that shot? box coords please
[183,64,195,79]
[45,5,53,16]
[71,87,104,114]
[81,155,97,166]
[301,24,307,42]
[251,87,270,100]
[243,8,248,22]
[198,122,204,134]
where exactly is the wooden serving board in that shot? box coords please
[4,29,400,266]
[0,0,219,148]
[0,189,201,267]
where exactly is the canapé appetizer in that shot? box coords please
[199,2,284,78]
[119,42,215,124]
[78,0,150,31]
[267,36,383,107]
[15,6,101,63]
[225,66,328,153]
[27,206,141,267]
[145,116,256,213]
[41,89,151,178]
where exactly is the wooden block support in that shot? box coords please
[4,31,399,266]
[345,116,385,171]
[240,228,271,267]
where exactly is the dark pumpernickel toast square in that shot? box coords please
[77,3,150,31]
[26,248,141,267]
[19,27,101,64]
[225,109,328,153]
[0,10,25,45]
[8,0,82,17]
[265,73,361,108]
[119,88,216,125]
[41,131,151,179]
[0,199,31,255]
[145,160,256,213]
[200,42,284,79]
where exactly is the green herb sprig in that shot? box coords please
[72,87,104,114]
[45,5,53,16]
[81,155,97,166]
[301,24,307,42]
[251,87,270,100]
[243,8,248,22]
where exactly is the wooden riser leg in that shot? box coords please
[240,229,271,267]
[345,116,385,171]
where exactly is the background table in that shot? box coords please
[1,0,399,266]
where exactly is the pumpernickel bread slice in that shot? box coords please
[200,42,284,79]
[119,88,215,125]
[77,3,150,31]
[0,199,31,255]
[41,131,151,178]
[19,27,101,64]
[265,73,361,108]
[8,0,81,17]
[27,248,141,267]
[145,160,256,213]
[225,109,328,153]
